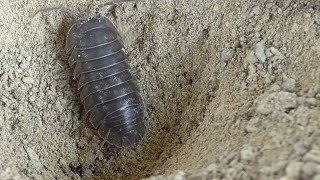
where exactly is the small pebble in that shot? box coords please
[244,51,258,65]
[29,95,36,102]
[252,6,261,15]
[226,168,237,179]
[285,161,303,179]
[13,89,25,101]
[301,162,320,179]
[282,78,296,92]
[22,77,34,84]
[303,149,320,163]
[269,84,281,92]
[267,47,285,59]
[256,102,273,115]
[54,100,63,113]
[296,97,306,105]
[96,150,104,161]
[305,98,320,106]
[174,171,186,180]
[255,41,267,63]
[205,163,218,172]
[293,141,310,156]
[266,48,273,58]
[306,86,319,98]
[240,146,256,161]
[246,117,261,133]
[221,48,235,63]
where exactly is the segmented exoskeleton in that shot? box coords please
[65,16,145,148]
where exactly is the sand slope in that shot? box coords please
[0,0,319,179]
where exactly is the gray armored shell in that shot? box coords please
[65,17,145,148]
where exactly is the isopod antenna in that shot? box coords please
[95,0,143,15]
[30,5,79,25]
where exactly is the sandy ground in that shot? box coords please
[0,0,319,179]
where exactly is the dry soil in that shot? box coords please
[0,0,319,180]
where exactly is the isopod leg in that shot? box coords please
[99,129,110,148]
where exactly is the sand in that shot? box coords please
[0,0,319,179]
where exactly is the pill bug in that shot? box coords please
[65,16,146,148]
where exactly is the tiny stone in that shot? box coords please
[240,36,247,42]
[13,89,25,101]
[206,163,218,172]
[22,77,34,84]
[305,98,320,106]
[226,168,237,179]
[19,61,30,69]
[284,0,292,8]
[96,150,104,161]
[256,103,272,115]
[16,68,22,74]
[266,48,273,58]
[277,8,283,15]
[260,166,273,176]
[303,149,320,163]
[240,146,256,161]
[221,48,235,63]
[306,86,319,98]
[270,84,281,92]
[77,139,87,149]
[244,51,258,64]
[293,141,309,156]
[26,55,32,62]
[257,64,264,70]
[246,117,261,133]
[248,64,257,74]
[301,162,320,179]
[285,161,303,179]
[273,161,288,174]
[296,97,306,105]
[252,6,261,15]
[282,78,296,92]
[266,3,273,9]
[265,77,272,84]
[174,171,186,180]
[188,171,209,180]
[270,47,284,58]
[256,91,297,115]
[255,41,267,63]
[29,95,35,102]
[275,92,298,111]
[255,24,262,32]
[246,124,257,133]
[54,100,63,113]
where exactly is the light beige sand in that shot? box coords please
[0,0,319,179]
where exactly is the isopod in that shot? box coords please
[65,16,146,148]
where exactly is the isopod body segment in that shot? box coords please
[65,16,146,148]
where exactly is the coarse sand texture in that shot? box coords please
[0,0,319,180]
